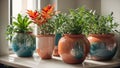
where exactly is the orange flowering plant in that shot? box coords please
[27,4,56,35]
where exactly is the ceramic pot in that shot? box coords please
[11,32,36,57]
[88,34,117,61]
[53,33,62,57]
[36,35,55,59]
[58,34,90,64]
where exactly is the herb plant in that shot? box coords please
[88,12,119,34]
[52,13,68,34]
[59,7,92,35]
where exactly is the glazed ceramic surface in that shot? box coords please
[88,34,117,60]
[58,34,90,64]
[36,35,55,59]
[11,33,36,57]
[55,33,62,46]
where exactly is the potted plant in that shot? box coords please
[6,14,36,57]
[58,7,90,64]
[52,13,68,56]
[27,4,57,59]
[87,12,119,60]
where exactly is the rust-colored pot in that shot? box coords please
[87,34,117,61]
[53,33,62,57]
[36,35,55,59]
[53,46,60,57]
[58,34,90,64]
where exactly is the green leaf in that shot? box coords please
[17,14,23,24]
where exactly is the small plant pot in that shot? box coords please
[87,34,117,61]
[58,34,90,64]
[11,32,36,57]
[36,35,55,59]
[53,33,62,57]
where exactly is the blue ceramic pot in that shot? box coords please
[55,33,62,46]
[11,32,36,57]
[88,34,117,60]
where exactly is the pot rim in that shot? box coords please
[64,34,85,38]
[15,32,33,34]
[88,33,114,37]
[36,34,55,37]
[15,32,32,34]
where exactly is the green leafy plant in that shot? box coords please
[38,18,55,35]
[59,7,92,35]
[88,12,119,34]
[6,13,32,41]
[51,13,68,34]
[39,12,67,35]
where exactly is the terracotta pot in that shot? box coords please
[53,33,62,57]
[36,35,55,59]
[87,34,117,61]
[53,46,59,57]
[58,34,90,64]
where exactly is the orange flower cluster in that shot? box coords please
[27,4,55,26]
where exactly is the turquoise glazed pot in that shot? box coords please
[88,34,117,61]
[11,32,36,57]
[55,33,62,46]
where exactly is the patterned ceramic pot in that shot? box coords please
[58,34,90,64]
[11,32,36,57]
[36,35,55,59]
[88,34,117,61]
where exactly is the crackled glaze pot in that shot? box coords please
[58,34,90,64]
[36,35,55,59]
[88,34,117,61]
[11,32,36,57]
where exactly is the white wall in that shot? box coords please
[92,0,101,14]
[101,0,120,23]
[77,0,101,14]
[101,0,120,59]
[57,0,95,12]
[0,0,9,56]
[49,0,101,14]
[57,0,77,13]
[40,0,50,8]
[77,0,94,9]
[50,0,57,10]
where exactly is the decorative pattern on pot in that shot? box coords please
[53,33,62,57]
[58,34,90,64]
[88,34,117,61]
[11,33,36,57]
[36,35,55,59]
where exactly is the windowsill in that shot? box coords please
[0,54,120,68]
